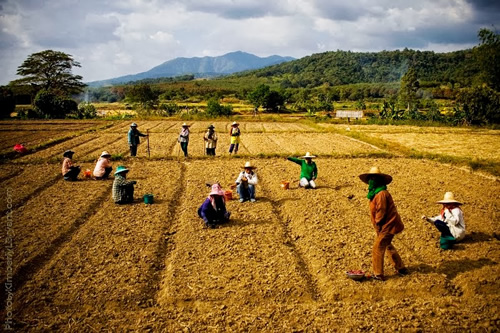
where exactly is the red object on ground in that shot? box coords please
[14,144,27,154]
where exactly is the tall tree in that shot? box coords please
[399,67,419,111]
[11,50,86,96]
[475,28,500,91]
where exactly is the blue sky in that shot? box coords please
[0,0,498,84]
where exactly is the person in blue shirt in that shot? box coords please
[127,123,147,156]
[198,183,230,229]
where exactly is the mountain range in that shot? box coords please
[87,51,295,87]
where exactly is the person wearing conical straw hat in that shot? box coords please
[228,121,241,154]
[203,124,218,156]
[61,150,80,181]
[178,123,190,157]
[287,152,318,189]
[359,166,408,281]
[198,183,231,229]
[93,151,113,180]
[234,161,259,202]
[127,123,148,157]
[422,192,465,249]
[112,165,137,204]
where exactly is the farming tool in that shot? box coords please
[146,129,150,158]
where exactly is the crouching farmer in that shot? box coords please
[422,192,465,250]
[93,151,113,180]
[234,161,258,202]
[62,150,80,181]
[287,152,318,189]
[112,165,136,204]
[198,183,231,228]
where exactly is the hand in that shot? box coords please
[421,215,427,220]
[241,177,247,182]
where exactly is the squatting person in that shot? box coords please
[233,161,258,202]
[93,151,113,180]
[198,183,231,228]
[287,152,318,189]
[61,150,80,181]
[112,165,137,204]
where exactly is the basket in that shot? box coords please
[280,181,290,190]
[224,190,233,201]
[143,194,154,204]
[346,270,365,281]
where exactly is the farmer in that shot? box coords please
[287,152,318,189]
[93,151,113,180]
[178,123,190,157]
[422,192,466,249]
[198,183,231,228]
[112,165,137,204]
[359,166,408,281]
[233,161,258,202]
[128,123,147,157]
[228,121,240,154]
[203,124,218,156]
[61,150,80,181]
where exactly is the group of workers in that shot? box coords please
[61,121,467,281]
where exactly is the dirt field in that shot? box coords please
[0,120,499,331]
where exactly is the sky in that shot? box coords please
[1,0,499,84]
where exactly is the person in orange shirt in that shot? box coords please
[359,166,408,281]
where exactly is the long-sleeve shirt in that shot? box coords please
[204,130,218,148]
[112,174,135,203]
[198,197,228,223]
[128,128,146,146]
[62,157,73,175]
[235,171,258,185]
[430,207,465,240]
[93,157,112,177]
[369,190,404,235]
[178,128,190,143]
[287,157,317,181]
[230,127,240,144]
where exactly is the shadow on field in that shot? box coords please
[409,258,496,280]
[258,197,300,205]
[221,218,275,228]
[461,231,496,244]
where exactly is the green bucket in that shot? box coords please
[440,235,455,250]
[143,194,154,204]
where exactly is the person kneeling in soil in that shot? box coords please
[112,165,137,204]
[287,152,318,189]
[421,192,465,250]
[198,183,231,228]
[93,151,113,180]
[61,150,80,181]
[359,166,408,281]
[233,161,258,202]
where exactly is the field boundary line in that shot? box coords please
[0,186,112,299]
[263,185,322,302]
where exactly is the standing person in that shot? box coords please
[93,151,113,180]
[422,192,466,249]
[178,123,190,157]
[359,166,408,281]
[287,152,318,189]
[234,161,258,202]
[228,121,240,154]
[61,150,80,181]
[112,165,137,204]
[198,183,231,229]
[128,123,147,157]
[203,124,218,156]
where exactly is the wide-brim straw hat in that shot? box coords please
[302,152,316,159]
[209,183,225,196]
[231,121,239,126]
[208,124,215,129]
[437,192,462,205]
[182,123,190,127]
[114,165,129,175]
[131,122,138,127]
[243,161,256,169]
[359,166,393,185]
[100,151,111,157]
[63,150,75,157]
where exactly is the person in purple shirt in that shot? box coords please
[198,183,231,229]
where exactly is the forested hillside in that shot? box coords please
[235,49,479,88]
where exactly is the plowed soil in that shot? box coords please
[1,120,498,331]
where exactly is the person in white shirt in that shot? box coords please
[233,161,258,202]
[422,192,466,246]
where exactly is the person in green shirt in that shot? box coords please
[287,152,318,189]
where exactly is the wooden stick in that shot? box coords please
[146,129,150,158]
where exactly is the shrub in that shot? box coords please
[0,86,16,118]
[206,98,232,117]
